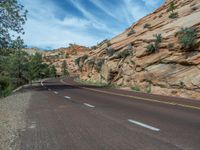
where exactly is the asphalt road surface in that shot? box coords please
[20,77,200,150]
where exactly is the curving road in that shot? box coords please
[20,77,200,150]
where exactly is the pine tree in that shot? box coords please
[62,60,68,76]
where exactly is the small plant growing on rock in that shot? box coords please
[146,44,156,54]
[75,57,81,66]
[127,29,135,36]
[146,34,162,54]
[145,83,152,93]
[168,2,178,19]
[117,49,132,59]
[176,27,197,50]
[167,2,177,12]
[95,59,104,72]
[75,57,82,69]
[169,12,179,19]
[81,54,88,63]
[131,84,140,91]
[144,23,151,29]
[106,46,115,57]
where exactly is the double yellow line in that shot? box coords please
[60,79,200,111]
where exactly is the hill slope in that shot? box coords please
[77,0,200,99]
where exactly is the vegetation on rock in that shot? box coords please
[94,59,104,72]
[176,27,198,50]
[131,84,140,91]
[106,46,115,57]
[168,2,178,19]
[144,23,151,29]
[127,29,136,36]
[146,34,162,54]
[61,60,68,76]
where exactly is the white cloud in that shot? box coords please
[57,17,90,28]
[88,0,121,22]
[19,0,105,49]
[122,0,148,21]
[22,16,99,49]
[18,0,164,49]
[68,0,118,34]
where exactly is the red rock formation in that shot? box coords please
[78,0,200,99]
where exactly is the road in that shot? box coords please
[20,77,200,150]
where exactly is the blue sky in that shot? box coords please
[19,0,164,50]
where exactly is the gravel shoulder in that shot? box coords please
[0,89,32,150]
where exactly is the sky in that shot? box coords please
[18,0,164,50]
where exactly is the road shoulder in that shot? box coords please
[0,90,32,150]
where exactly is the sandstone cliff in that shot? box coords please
[77,0,200,99]
[43,44,90,76]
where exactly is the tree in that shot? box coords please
[0,0,27,50]
[49,65,57,77]
[61,60,68,76]
[0,0,27,96]
[9,37,29,87]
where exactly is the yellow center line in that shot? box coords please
[60,79,200,110]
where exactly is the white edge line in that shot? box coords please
[128,119,160,132]
[84,103,95,108]
[64,96,71,99]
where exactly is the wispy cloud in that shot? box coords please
[19,0,164,49]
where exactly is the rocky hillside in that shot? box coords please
[42,44,90,75]
[77,0,200,99]
[24,44,90,76]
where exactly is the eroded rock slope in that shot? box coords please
[77,0,200,99]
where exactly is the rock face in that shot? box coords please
[78,0,200,99]
[43,44,90,76]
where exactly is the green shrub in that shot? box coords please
[75,57,81,67]
[168,2,178,19]
[177,27,197,50]
[146,44,156,54]
[155,34,162,43]
[145,83,152,93]
[82,54,88,62]
[0,76,12,97]
[167,2,177,12]
[144,23,151,29]
[146,34,162,54]
[127,29,135,36]
[95,59,104,72]
[117,49,132,58]
[169,12,179,19]
[106,46,115,57]
[131,85,140,91]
